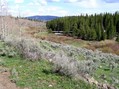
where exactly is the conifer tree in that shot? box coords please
[46,12,119,41]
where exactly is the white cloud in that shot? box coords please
[65,0,86,3]
[104,0,119,3]
[39,0,47,5]
[47,0,60,2]
[31,0,60,6]
[8,0,119,17]
[79,0,99,8]
[15,0,24,3]
[38,6,68,16]
[64,0,99,8]
[10,5,68,17]
[64,0,78,3]
[27,2,34,6]
[52,0,60,2]
[89,0,98,8]
[75,0,119,15]
[30,0,47,6]
[22,10,38,16]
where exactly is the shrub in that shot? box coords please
[8,52,16,58]
[52,51,98,78]
[116,35,119,42]
[3,37,42,61]
[0,59,5,66]
[0,49,6,56]
[48,29,53,33]
[52,51,79,77]
[15,39,42,61]
[11,68,18,83]
[77,60,97,75]
[100,47,114,53]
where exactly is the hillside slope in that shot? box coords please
[0,16,118,89]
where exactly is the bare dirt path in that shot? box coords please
[0,67,21,89]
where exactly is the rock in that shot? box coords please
[48,84,53,87]
[107,85,115,89]
[102,84,108,89]
[0,51,6,56]
[11,79,16,83]
[0,68,8,73]
[49,59,52,62]
[87,77,98,85]
[100,74,106,80]
[8,53,15,58]
[98,83,115,89]
[99,66,102,68]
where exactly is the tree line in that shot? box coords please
[46,12,119,41]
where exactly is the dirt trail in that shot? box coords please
[0,67,20,89]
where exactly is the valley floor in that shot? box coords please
[33,31,119,55]
[0,17,118,89]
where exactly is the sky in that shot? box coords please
[5,0,119,17]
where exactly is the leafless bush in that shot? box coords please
[52,51,79,77]
[15,39,42,61]
[3,36,42,61]
[77,60,98,75]
[52,52,98,78]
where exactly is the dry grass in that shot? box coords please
[0,16,46,38]
[34,32,88,47]
[86,40,119,55]
[33,31,119,55]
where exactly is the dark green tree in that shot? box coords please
[46,11,119,41]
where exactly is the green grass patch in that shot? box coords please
[1,56,96,89]
[34,32,48,37]
[65,40,87,47]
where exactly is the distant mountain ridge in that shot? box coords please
[26,15,59,21]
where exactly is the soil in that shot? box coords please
[0,67,21,89]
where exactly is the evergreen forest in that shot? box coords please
[46,12,119,41]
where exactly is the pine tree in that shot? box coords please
[63,20,70,35]
[116,21,119,33]
[72,22,79,37]
[116,34,119,42]
[90,28,97,40]
[79,23,85,39]
[46,12,119,41]
[107,19,116,39]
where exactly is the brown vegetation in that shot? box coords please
[86,40,119,55]
[0,16,46,38]
[33,30,119,55]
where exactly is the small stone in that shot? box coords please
[11,79,16,83]
[99,66,102,68]
[107,85,115,89]
[102,84,108,89]
[48,84,53,87]
[0,68,8,73]
[8,53,14,58]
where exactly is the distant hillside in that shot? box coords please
[26,15,59,21]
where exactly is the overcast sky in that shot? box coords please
[7,0,119,17]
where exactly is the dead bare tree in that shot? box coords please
[0,0,9,39]
[3,0,9,37]
[17,5,23,40]
[0,0,4,39]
